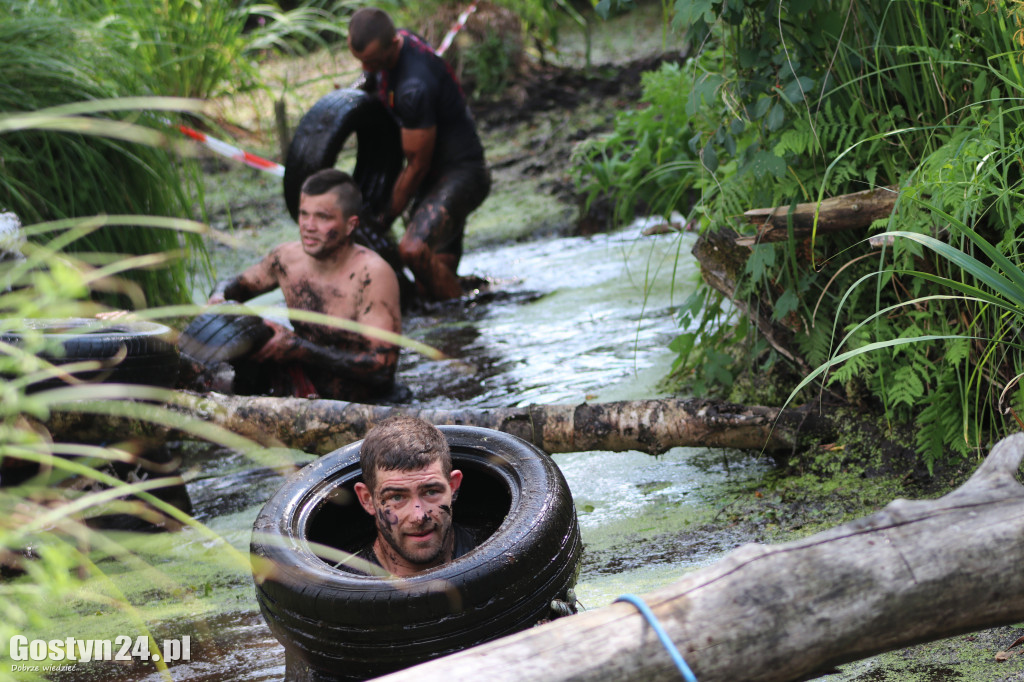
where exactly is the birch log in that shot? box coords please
[44,392,830,455]
[370,431,1024,682]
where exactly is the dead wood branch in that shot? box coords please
[693,227,812,374]
[738,185,898,245]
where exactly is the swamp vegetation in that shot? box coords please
[3,0,1024,680]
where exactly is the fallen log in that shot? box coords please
[44,392,832,455]
[373,431,1024,682]
[737,185,898,245]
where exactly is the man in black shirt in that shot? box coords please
[348,7,491,301]
[353,416,476,576]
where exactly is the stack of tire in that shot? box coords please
[0,318,190,522]
[252,426,583,682]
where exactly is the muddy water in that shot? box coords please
[51,224,776,681]
[399,221,695,407]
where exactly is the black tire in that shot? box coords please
[283,88,402,225]
[0,318,178,392]
[252,426,583,682]
[177,307,273,365]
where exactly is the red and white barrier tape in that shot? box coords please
[177,124,285,177]
[176,3,476,176]
[437,0,479,56]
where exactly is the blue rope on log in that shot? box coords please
[615,593,698,682]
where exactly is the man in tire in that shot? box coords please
[207,169,401,402]
[352,416,478,576]
[348,7,491,301]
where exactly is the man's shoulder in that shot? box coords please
[392,33,441,115]
[255,241,303,274]
[452,522,480,559]
[351,245,399,281]
[271,241,304,260]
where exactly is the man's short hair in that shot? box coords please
[360,416,451,492]
[300,168,362,218]
[349,8,396,53]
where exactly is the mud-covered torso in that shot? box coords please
[266,241,400,397]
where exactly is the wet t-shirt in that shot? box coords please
[374,30,485,172]
[347,522,479,575]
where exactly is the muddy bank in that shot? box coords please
[468,52,688,245]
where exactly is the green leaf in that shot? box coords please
[669,331,697,358]
[772,288,800,322]
[688,132,702,155]
[674,0,716,25]
[702,140,719,172]
[745,244,776,279]
[679,288,707,321]
[746,150,787,178]
[945,337,970,364]
[972,72,988,102]
[889,364,925,408]
[766,102,786,131]
[752,96,772,120]
[782,76,815,104]
[686,74,724,116]
[705,347,735,384]
[724,133,736,157]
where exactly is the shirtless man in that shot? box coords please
[352,416,476,576]
[208,168,401,401]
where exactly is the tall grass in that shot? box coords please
[0,106,264,681]
[0,4,442,676]
[0,102,441,681]
[573,0,1024,465]
[0,7,207,308]
[0,1,358,308]
[799,0,1024,463]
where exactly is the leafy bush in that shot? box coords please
[461,31,517,95]
[0,100,256,679]
[573,0,1024,466]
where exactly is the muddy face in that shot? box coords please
[297,191,353,259]
[367,461,462,572]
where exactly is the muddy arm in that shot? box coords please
[387,126,436,222]
[209,254,280,304]
[291,334,397,389]
[255,324,397,390]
